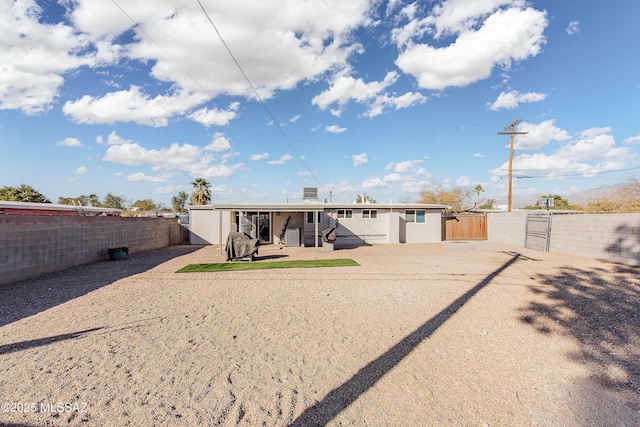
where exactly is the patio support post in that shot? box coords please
[314,210,319,249]
[219,209,222,256]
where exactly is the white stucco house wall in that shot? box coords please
[188,202,448,247]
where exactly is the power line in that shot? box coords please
[195,0,327,193]
[513,165,640,179]
[111,0,205,93]
[497,119,528,212]
[111,0,326,195]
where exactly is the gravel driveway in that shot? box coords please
[0,242,638,426]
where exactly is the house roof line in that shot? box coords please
[188,203,449,212]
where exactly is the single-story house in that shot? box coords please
[188,202,449,248]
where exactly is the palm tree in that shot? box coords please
[473,184,484,207]
[190,178,212,205]
[88,194,101,207]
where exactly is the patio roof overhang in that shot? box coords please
[188,202,449,212]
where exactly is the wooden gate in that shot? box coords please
[442,213,487,240]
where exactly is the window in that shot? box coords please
[337,209,352,219]
[363,209,377,219]
[406,210,415,222]
[306,212,320,223]
[406,210,425,223]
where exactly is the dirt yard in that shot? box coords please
[0,242,638,426]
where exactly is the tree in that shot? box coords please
[58,195,89,206]
[88,194,101,207]
[132,199,158,211]
[523,194,581,210]
[190,178,212,205]
[479,199,496,209]
[473,184,484,207]
[418,184,473,212]
[354,194,376,203]
[171,191,189,212]
[0,185,51,203]
[102,192,127,210]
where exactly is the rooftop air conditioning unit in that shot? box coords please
[303,187,318,203]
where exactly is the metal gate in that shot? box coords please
[525,213,551,251]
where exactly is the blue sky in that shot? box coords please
[1,0,639,207]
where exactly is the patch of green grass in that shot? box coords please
[176,258,360,273]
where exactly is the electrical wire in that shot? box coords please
[195,0,327,193]
[495,165,640,180]
[111,0,327,196]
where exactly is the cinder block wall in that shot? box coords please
[0,216,180,285]
[550,214,640,266]
[487,211,640,266]
[486,211,528,247]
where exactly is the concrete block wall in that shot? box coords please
[486,211,640,266]
[486,211,528,247]
[0,216,180,285]
[550,214,640,266]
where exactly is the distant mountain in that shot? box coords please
[495,183,625,210]
[566,184,625,207]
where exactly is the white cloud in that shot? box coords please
[126,172,168,183]
[267,153,293,165]
[2,0,377,122]
[364,91,427,118]
[401,179,432,194]
[488,90,546,110]
[313,71,398,115]
[385,159,424,174]
[490,126,633,179]
[250,152,269,161]
[96,131,132,145]
[558,127,622,161]
[205,133,232,153]
[623,135,640,144]
[289,115,302,123]
[456,176,472,187]
[56,137,83,147]
[385,0,404,17]
[76,166,88,174]
[0,1,116,115]
[71,0,373,100]
[383,173,403,182]
[63,86,207,127]
[102,141,244,180]
[103,142,203,167]
[352,153,368,166]
[513,120,571,150]
[326,124,347,134]
[313,70,425,117]
[429,0,528,39]
[188,102,240,127]
[473,153,485,158]
[395,6,547,90]
[566,21,580,35]
[361,177,387,189]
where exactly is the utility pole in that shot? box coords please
[498,119,528,212]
